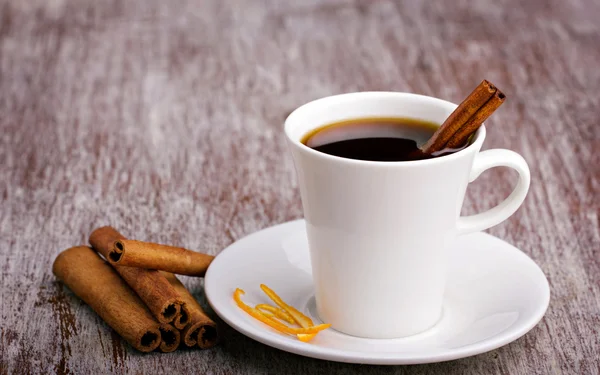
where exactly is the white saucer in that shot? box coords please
[205,220,550,365]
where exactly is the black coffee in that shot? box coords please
[302,117,440,162]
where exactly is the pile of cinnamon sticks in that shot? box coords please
[52,226,217,353]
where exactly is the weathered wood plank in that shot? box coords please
[1,0,598,373]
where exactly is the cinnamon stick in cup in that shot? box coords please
[158,324,181,353]
[108,240,214,277]
[89,227,183,325]
[421,80,500,154]
[444,90,506,149]
[162,272,219,348]
[52,246,161,353]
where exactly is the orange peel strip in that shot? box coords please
[255,304,296,325]
[259,284,318,342]
[297,333,316,342]
[234,289,330,335]
[256,309,275,318]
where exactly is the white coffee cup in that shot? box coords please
[285,92,530,339]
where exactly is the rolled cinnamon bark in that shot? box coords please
[109,239,214,277]
[162,272,219,348]
[158,324,180,353]
[444,90,506,149]
[422,80,496,154]
[52,246,161,353]
[89,227,183,325]
[172,303,192,330]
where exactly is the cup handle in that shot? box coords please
[457,149,531,235]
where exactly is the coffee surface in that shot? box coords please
[302,117,440,162]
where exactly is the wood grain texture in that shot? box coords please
[1,0,599,374]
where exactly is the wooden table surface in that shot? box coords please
[1,0,599,374]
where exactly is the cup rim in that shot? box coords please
[284,91,486,167]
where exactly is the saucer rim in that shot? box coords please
[205,219,550,365]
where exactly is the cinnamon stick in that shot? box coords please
[162,272,219,349]
[172,303,192,330]
[158,324,181,353]
[444,90,506,149]
[52,246,161,352]
[421,80,497,154]
[89,227,184,325]
[108,239,214,277]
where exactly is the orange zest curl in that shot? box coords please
[255,304,296,325]
[233,287,330,341]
